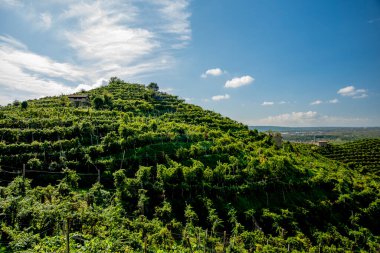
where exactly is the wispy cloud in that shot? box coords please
[337,85,368,98]
[160,87,174,93]
[368,17,380,24]
[201,68,224,78]
[40,12,52,30]
[157,0,191,48]
[261,101,289,106]
[258,111,320,125]
[353,93,368,99]
[248,111,370,127]
[225,75,254,88]
[0,0,23,8]
[310,98,339,105]
[328,98,339,104]
[261,101,274,106]
[0,36,85,82]
[61,1,161,76]
[0,34,27,50]
[0,0,192,105]
[0,35,109,105]
[0,36,84,93]
[310,100,323,105]
[212,94,230,101]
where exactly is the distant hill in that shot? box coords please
[250,126,380,143]
[318,139,380,174]
[0,79,379,251]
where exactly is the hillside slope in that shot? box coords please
[0,80,247,186]
[0,79,379,252]
[318,139,380,174]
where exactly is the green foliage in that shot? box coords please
[27,157,42,170]
[147,82,159,92]
[109,76,122,84]
[92,95,104,109]
[318,139,380,174]
[12,100,20,106]
[0,79,379,251]
[20,101,28,109]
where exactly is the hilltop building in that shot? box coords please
[317,140,328,147]
[269,132,283,148]
[67,95,89,106]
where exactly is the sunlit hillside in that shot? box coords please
[0,78,379,252]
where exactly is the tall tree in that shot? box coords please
[147,82,159,92]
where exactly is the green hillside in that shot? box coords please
[318,139,380,174]
[0,79,379,252]
[0,79,246,186]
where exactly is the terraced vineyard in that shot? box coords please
[0,79,379,252]
[318,139,380,174]
[0,80,246,186]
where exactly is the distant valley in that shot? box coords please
[250,126,380,143]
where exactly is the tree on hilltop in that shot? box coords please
[147,82,159,92]
[21,101,28,109]
[109,76,122,84]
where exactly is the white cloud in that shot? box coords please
[74,78,108,92]
[310,99,339,105]
[337,86,355,96]
[252,111,319,126]
[353,93,368,99]
[246,111,373,127]
[0,0,192,104]
[261,101,274,106]
[40,12,52,29]
[1,2,56,31]
[0,36,119,103]
[0,0,23,8]
[0,36,87,97]
[310,100,323,105]
[62,2,158,68]
[328,98,339,104]
[0,34,27,50]
[157,0,191,48]
[212,94,230,101]
[160,87,174,93]
[0,37,85,82]
[225,75,254,88]
[337,85,367,98]
[0,93,35,106]
[201,68,224,78]
[260,101,290,106]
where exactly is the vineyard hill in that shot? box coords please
[0,79,379,252]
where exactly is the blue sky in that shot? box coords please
[0,0,379,126]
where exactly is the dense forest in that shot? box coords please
[0,78,379,252]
